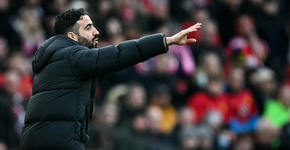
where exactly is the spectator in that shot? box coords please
[226,67,259,134]
[254,0,288,79]
[146,106,174,150]
[203,110,224,134]
[91,0,118,41]
[7,52,33,102]
[254,118,280,150]
[263,82,290,128]
[87,103,119,150]
[164,44,195,106]
[51,0,68,13]
[249,67,278,114]
[178,127,199,150]
[226,14,269,71]
[42,11,59,38]
[136,24,196,106]
[118,83,147,127]
[105,84,129,104]
[157,24,196,105]
[210,0,244,45]
[168,44,196,78]
[192,52,223,90]
[199,110,221,150]
[181,7,210,46]
[191,19,224,65]
[216,129,236,150]
[149,84,178,134]
[0,70,24,149]
[170,106,197,148]
[140,0,170,33]
[17,8,45,58]
[114,112,148,150]
[233,134,254,150]
[105,17,125,45]
[139,53,182,106]
[0,0,21,52]
[118,0,138,24]
[187,75,229,124]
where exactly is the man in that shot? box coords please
[20,8,201,150]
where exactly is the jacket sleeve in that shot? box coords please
[69,33,168,79]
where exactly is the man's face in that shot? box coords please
[76,15,99,48]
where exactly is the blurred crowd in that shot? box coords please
[0,0,290,150]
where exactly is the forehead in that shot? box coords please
[76,15,92,27]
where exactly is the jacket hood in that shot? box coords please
[32,35,82,73]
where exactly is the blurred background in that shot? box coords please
[0,0,290,150]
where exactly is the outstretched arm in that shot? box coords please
[70,34,168,79]
[70,23,202,79]
[166,23,202,46]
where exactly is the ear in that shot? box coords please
[67,32,79,41]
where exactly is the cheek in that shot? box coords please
[79,31,93,39]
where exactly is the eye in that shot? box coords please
[86,24,92,30]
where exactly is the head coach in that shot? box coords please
[20,8,201,150]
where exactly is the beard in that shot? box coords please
[77,34,98,49]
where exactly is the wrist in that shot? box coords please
[166,37,173,46]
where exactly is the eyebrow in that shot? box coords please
[85,23,93,29]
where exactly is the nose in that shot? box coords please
[92,27,99,36]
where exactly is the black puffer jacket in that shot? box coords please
[20,34,167,150]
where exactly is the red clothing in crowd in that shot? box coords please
[227,90,258,123]
[187,91,229,123]
[0,73,33,100]
[226,37,269,68]
[19,75,33,100]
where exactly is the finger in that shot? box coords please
[191,24,202,29]
[188,28,197,33]
[195,22,202,27]
[187,23,202,32]
[181,23,202,36]
[189,23,202,29]
[180,29,191,37]
[186,38,197,44]
[193,22,202,26]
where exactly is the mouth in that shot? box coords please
[93,38,98,44]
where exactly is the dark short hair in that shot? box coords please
[54,8,88,35]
